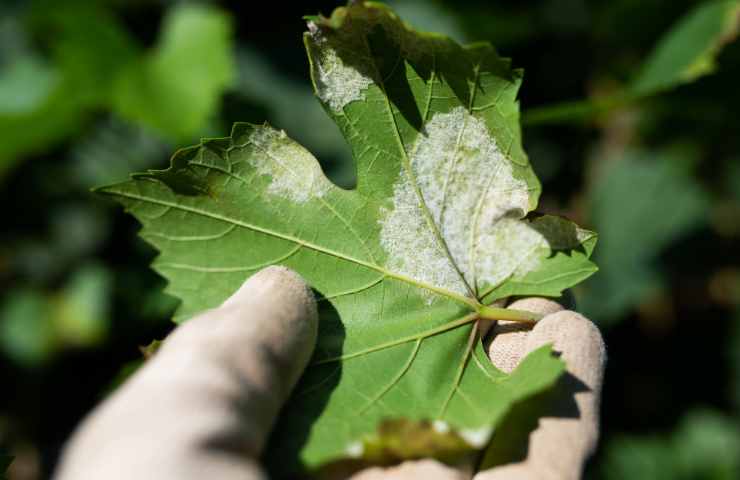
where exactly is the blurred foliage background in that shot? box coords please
[1,0,739,478]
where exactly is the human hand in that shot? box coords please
[54,266,318,480]
[53,267,605,480]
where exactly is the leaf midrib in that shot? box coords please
[359,34,477,299]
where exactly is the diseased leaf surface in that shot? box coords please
[99,2,597,473]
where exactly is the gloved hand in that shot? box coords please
[53,267,605,480]
[54,266,318,480]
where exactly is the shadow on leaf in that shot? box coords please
[477,367,590,470]
[263,293,345,479]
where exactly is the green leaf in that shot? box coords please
[632,0,740,96]
[581,148,709,322]
[111,4,235,140]
[524,0,740,125]
[99,2,596,473]
[235,47,354,186]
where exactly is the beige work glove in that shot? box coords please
[54,266,317,480]
[54,267,605,480]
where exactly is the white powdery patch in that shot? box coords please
[247,127,329,203]
[380,107,549,296]
[380,174,468,298]
[345,441,364,458]
[475,217,546,286]
[309,27,373,112]
[432,420,451,434]
[459,426,493,448]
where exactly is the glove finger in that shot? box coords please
[475,311,605,480]
[54,266,317,480]
[485,298,563,373]
[523,310,605,447]
[155,265,319,455]
[349,460,469,480]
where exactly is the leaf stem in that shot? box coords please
[477,305,542,323]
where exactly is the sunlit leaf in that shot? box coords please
[100,2,596,473]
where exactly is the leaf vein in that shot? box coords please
[145,224,236,242]
[105,188,478,308]
[358,339,422,414]
[313,312,478,365]
[156,244,302,273]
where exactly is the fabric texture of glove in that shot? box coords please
[54,266,318,480]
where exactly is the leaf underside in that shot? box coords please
[99,2,597,474]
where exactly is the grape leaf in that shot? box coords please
[98,2,597,473]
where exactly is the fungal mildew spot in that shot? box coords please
[432,420,450,434]
[459,426,493,448]
[246,126,330,203]
[345,441,364,458]
[309,26,373,113]
[380,107,573,299]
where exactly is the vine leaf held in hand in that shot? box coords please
[98,2,597,474]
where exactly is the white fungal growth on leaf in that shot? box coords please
[345,441,364,458]
[459,426,494,448]
[432,420,451,434]
[246,126,330,203]
[380,176,468,297]
[380,107,553,298]
[309,26,373,112]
